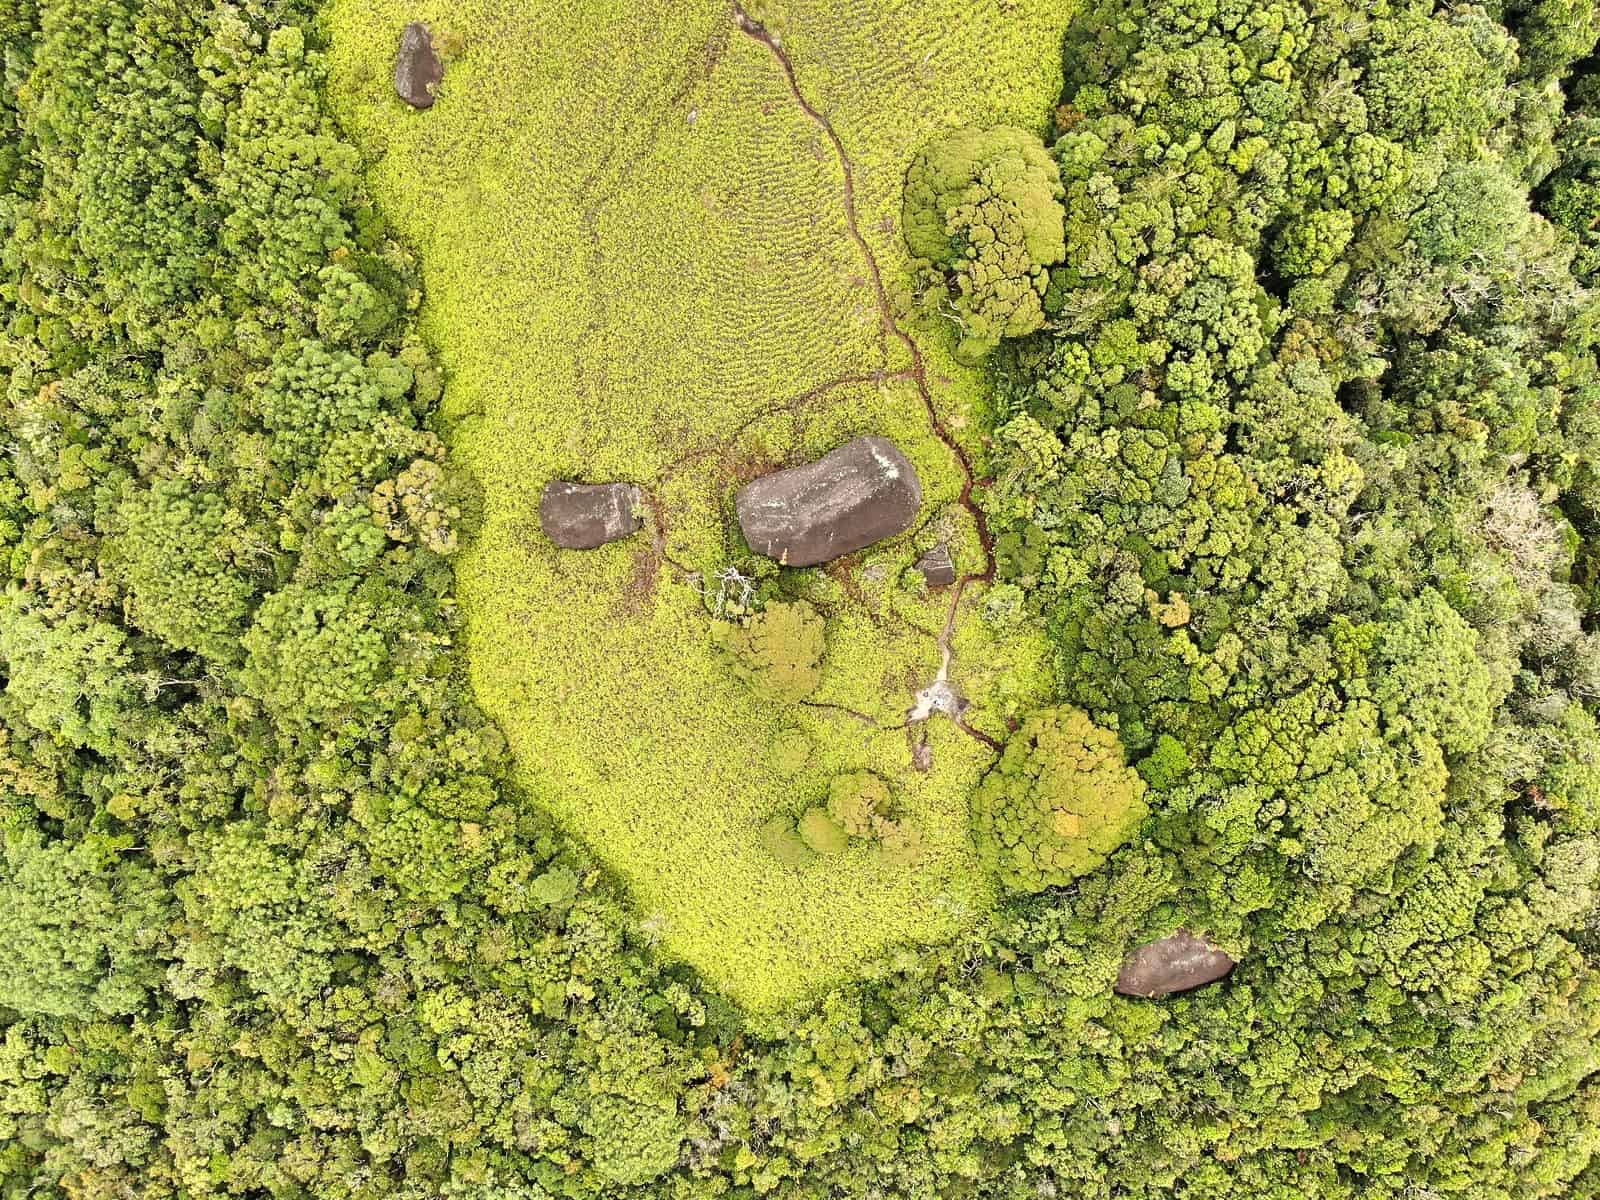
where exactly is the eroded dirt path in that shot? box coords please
[732,3,1000,751]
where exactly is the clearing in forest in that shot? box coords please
[325,0,1070,1017]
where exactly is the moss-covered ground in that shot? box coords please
[324,0,1071,1018]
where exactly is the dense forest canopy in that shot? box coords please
[2,0,1600,1196]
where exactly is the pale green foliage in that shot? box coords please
[1541,705,1600,836]
[315,262,398,343]
[1273,209,1354,279]
[1413,162,1527,266]
[773,773,925,865]
[903,125,1066,359]
[1216,682,1451,898]
[0,825,168,1019]
[212,16,365,307]
[359,796,490,905]
[580,1093,684,1185]
[178,823,336,1004]
[1373,588,1503,757]
[877,818,926,867]
[258,339,413,472]
[528,865,580,907]
[239,579,394,721]
[0,606,136,755]
[1361,12,1504,144]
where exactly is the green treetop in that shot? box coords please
[972,705,1148,892]
[903,125,1066,361]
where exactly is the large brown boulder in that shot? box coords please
[736,437,922,567]
[1114,930,1235,998]
[395,22,444,109]
[540,482,643,549]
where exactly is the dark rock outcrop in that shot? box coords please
[736,436,922,567]
[395,22,444,109]
[540,482,643,550]
[916,542,957,587]
[1114,930,1236,998]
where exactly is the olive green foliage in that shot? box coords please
[972,705,1148,891]
[716,598,826,701]
[759,810,816,865]
[0,825,168,1019]
[903,125,1067,360]
[5,0,1600,1198]
[825,768,892,835]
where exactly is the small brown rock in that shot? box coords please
[735,436,922,567]
[1114,930,1235,998]
[916,542,957,588]
[540,481,643,550]
[395,22,444,109]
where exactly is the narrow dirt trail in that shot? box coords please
[732,4,1000,750]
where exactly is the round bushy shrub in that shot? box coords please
[972,706,1148,892]
[826,770,892,835]
[797,806,852,855]
[718,599,825,701]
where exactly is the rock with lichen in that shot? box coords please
[736,437,922,567]
[394,22,444,109]
[539,481,642,550]
[1114,930,1236,997]
[916,542,958,588]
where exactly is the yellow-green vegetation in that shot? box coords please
[972,706,1150,893]
[323,0,1070,1015]
[779,770,924,864]
[713,599,825,702]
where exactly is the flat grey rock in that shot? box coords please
[1114,930,1235,998]
[916,542,957,587]
[540,481,643,550]
[395,22,443,109]
[736,436,922,567]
